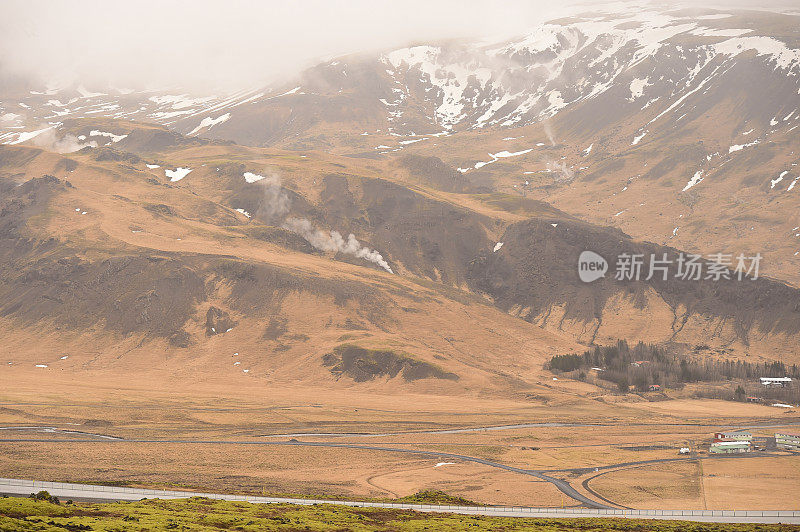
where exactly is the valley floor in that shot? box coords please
[1,370,798,511]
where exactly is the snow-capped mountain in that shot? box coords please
[3,1,800,381]
[2,3,800,285]
[3,4,799,146]
[199,5,798,144]
[0,86,265,145]
[377,8,800,134]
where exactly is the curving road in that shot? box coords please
[1,431,797,512]
[0,477,797,523]
[0,436,610,508]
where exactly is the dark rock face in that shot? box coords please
[466,217,800,344]
[169,330,193,348]
[398,154,485,193]
[248,226,320,255]
[205,306,238,336]
[118,128,215,153]
[55,158,78,173]
[0,254,207,338]
[323,344,458,382]
[88,147,141,164]
[359,178,493,285]
[262,317,287,341]
[0,175,397,346]
[310,175,494,285]
[0,174,64,237]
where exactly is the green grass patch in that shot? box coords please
[1,496,796,531]
[395,490,478,506]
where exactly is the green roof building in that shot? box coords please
[709,441,751,454]
[775,432,800,451]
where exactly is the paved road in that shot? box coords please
[2,435,796,511]
[0,436,610,509]
[256,420,800,439]
[546,449,786,474]
[2,414,798,513]
[0,426,122,440]
[1,478,797,523]
[257,422,598,438]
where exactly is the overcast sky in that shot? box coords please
[0,0,576,92]
[0,0,794,94]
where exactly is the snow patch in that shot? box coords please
[629,78,649,101]
[243,172,267,183]
[771,171,789,189]
[690,27,750,38]
[682,170,704,191]
[189,113,231,135]
[712,36,800,72]
[463,149,533,172]
[89,130,127,143]
[278,86,301,97]
[9,126,54,145]
[148,94,216,110]
[165,167,192,182]
[76,86,107,98]
[729,140,759,153]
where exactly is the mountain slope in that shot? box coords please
[2,132,800,381]
[2,3,800,388]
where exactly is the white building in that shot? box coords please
[710,441,751,454]
[775,432,800,451]
[760,377,792,387]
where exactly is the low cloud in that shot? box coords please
[0,0,572,93]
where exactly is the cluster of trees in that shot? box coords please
[548,340,799,395]
[28,490,62,505]
[706,380,800,404]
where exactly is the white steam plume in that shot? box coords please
[553,160,574,181]
[31,128,97,153]
[542,120,556,146]
[252,173,394,273]
[254,173,291,222]
[541,157,574,182]
[282,217,394,274]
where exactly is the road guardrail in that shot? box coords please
[1,478,798,520]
